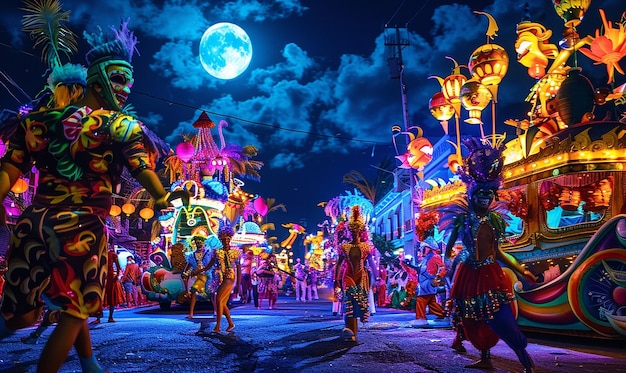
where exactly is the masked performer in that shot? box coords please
[334,205,377,342]
[0,13,186,372]
[441,138,537,373]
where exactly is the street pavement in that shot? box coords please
[1,289,625,372]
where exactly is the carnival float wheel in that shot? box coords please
[567,249,626,337]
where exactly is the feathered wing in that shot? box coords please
[20,0,78,69]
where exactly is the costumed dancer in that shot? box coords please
[181,229,217,319]
[332,218,350,316]
[205,224,240,333]
[441,138,537,372]
[257,253,279,309]
[333,205,377,342]
[413,237,447,326]
[0,9,187,372]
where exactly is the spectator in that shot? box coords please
[294,258,306,302]
[376,263,388,307]
[307,266,319,300]
[122,256,141,307]
[104,246,124,322]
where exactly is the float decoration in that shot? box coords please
[578,9,626,84]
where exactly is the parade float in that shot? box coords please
[141,113,264,310]
[420,3,626,339]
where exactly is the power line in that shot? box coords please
[133,90,381,145]
[386,0,407,26]
[0,42,384,145]
[406,0,432,26]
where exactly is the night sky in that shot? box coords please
[0,0,624,240]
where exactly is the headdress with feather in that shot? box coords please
[21,0,86,107]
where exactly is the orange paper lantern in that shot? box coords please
[122,203,136,216]
[139,207,155,221]
[11,178,28,194]
[109,205,122,217]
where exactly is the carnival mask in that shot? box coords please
[471,188,495,215]
[103,64,133,110]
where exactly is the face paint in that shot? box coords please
[88,60,133,111]
[97,64,134,110]
[106,65,134,108]
[471,188,495,216]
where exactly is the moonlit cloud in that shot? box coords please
[150,41,219,90]
[216,0,308,22]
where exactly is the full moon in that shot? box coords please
[199,22,253,80]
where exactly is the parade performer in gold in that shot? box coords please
[334,205,377,342]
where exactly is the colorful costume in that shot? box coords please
[0,14,176,373]
[258,255,279,307]
[414,237,446,323]
[442,138,535,372]
[340,241,373,322]
[1,106,155,321]
[334,205,377,342]
[184,246,213,296]
[212,244,241,284]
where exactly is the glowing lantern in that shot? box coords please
[553,0,591,28]
[139,207,155,221]
[441,61,466,114]
[122,202,136,216]
[11,178,28,194]
[211,155,227,168]
[109,205,121,217]
[175,141,195,163]
[406,136,433,170]
[429,92,454,134]
[468,43,509,102]
[460,80,492,125]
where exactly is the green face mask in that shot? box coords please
[88,60,134,111]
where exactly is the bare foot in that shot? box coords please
[212,328,220,333]
[107,318,115,323]
[186,315,194,319]
[226,324,235,332]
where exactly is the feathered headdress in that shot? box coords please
[21,0,86,107]
[84,18,139,69]
[457,137,505,195]
[347,205,365,232]
[21,0,78,71]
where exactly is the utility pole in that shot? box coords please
[384,26,418,260]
